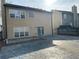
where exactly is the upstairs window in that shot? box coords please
[15,10,21,19]
[9,9,26,19]
[10,14,15,18]
[29,11,34,17]
[9,9,16,18]
[21,11,25,19]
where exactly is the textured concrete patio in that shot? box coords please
[0,36,79,59]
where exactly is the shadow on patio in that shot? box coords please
[1,39,54,59]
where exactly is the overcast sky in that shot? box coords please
[6,0,79,12]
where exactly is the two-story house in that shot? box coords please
[3,4,52,43]
[1,0,79,44]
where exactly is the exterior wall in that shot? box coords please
[62,11,73,26]
[72,5,78,27]
[52,10,62,35]
[6,7,52,39]
[0,0,7,39]
[77,14,79,27]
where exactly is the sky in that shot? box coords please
[0,0,79,25]
[6,0,79,12]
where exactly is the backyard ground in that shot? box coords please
[0,35,79,59]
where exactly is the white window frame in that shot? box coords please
[15,10,21,19]
[13,27,30,38]
[20,11,26,19]
[9,9,16,18]
[9,9,26,20]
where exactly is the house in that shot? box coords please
[3,3,52,43]
[52,5,79,35]
[1,0,79,44]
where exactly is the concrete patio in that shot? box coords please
[0,35,79,59]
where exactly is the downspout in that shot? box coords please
[51,11,53,36]
[4,6,7,39]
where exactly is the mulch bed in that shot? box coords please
[0,40,5,49]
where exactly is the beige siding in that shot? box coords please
[52,10,62,35]
[6,7,52,39]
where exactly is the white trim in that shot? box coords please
[9,9,26,20]
[13,27,30,38]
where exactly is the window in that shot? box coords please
[15,10,21,18]
[42,27,44,35]
[20,32,24,37]
[14,27,29,38]
[10,14,15,18]
[15,32,19,37]
[21,14,25,19]
[21,11,25,19]
[9,9,25,19]
[9,9,16,18]
[37,27,44,36]
[63,14,67,19]
[29,11,34,17]
[25,32,29,36]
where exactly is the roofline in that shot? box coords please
[4,3,51,13]
[52,10,73,13]
[60,10,79,14]
[52,10,79,14]
[4,3,79,14]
